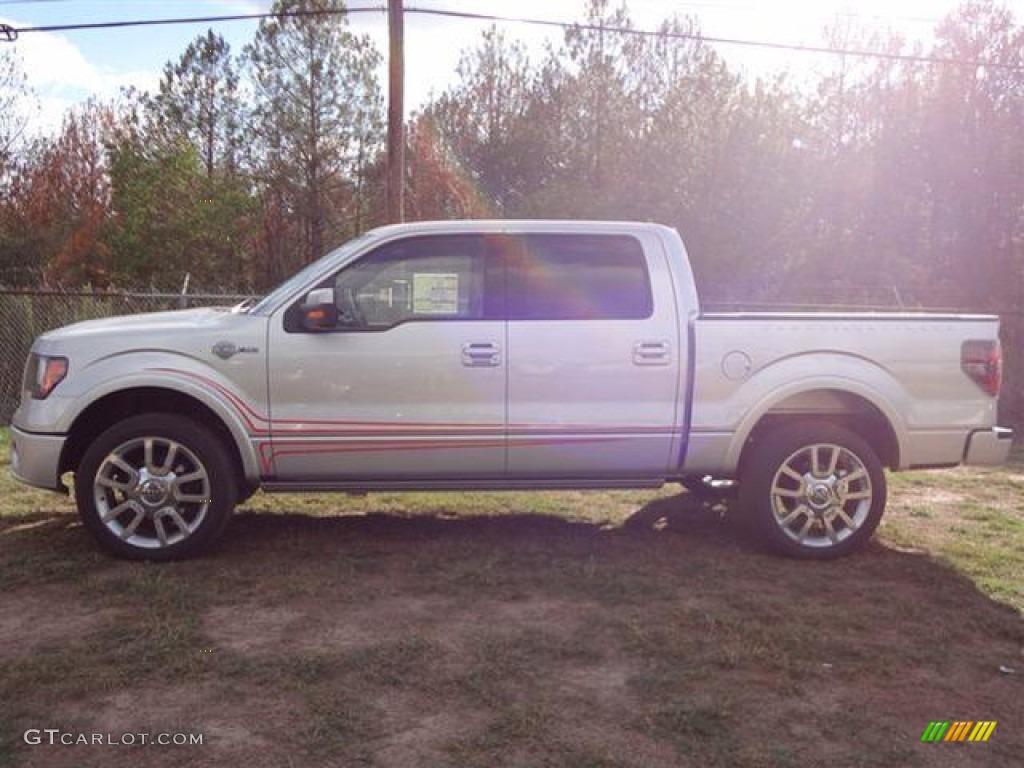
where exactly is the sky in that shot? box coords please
[1,0,1022,137]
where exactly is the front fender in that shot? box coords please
[58,352,267,483]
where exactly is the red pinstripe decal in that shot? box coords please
[149,367,272,434]
[148,367,678,432]
[259,436,623,472]
[149,367,677,474]
[149,368,504,431]
[257,441,273,473]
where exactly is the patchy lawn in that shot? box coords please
[1,429,1021,767]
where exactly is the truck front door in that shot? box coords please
[265,234,506,480]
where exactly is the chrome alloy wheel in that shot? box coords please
[92,437,211,550]
[769,442,874,549]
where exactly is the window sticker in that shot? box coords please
[412,273,460,314]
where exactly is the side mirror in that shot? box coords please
[300,287,338,332]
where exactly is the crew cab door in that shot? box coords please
[265,234,506,480]
[504,231,683,477]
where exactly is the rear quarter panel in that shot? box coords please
[686,314,1001,473]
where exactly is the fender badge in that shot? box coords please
[212,341,237,359]
[211,341,259,360]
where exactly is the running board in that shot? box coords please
[260,477,666,494]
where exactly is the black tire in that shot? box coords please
[75,414,237,561]
[739,422,886,559]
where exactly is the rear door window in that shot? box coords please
[505,234,653,320]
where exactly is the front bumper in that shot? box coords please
[964,426,1014,466]
[9,426,67,492]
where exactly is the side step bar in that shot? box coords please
[261,477,666,494]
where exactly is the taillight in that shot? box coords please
[961,340,1002,397]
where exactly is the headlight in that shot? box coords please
[23,354,69,400]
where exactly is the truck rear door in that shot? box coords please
[503,230,683,477]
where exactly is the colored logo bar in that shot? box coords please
[921,721,996,742]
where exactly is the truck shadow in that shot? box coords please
[0,489,860,564]
[224,489,755,556]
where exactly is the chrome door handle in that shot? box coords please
[633,340,670,366]
[462,342,501,367]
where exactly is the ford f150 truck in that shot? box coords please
[10,221,1014,560]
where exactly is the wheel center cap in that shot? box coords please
[140,479,169,506]
[808,484,833,509]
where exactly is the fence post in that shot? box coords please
[177,273,191,310]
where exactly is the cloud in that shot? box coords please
[3,16,101,92]
[1,16,159,136]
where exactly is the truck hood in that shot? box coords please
[34,307,266,366]
[39,307,235,341]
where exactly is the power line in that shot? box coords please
[0,4,1021,72]
[405,7,1024,72]
[612,0,944,27]
[0,6,385,37]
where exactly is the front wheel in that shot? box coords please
[740,423,886,559]
[75,414,237,561]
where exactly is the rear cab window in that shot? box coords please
[504,234,653,320]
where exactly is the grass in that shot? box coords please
[0,428,1021,768]
[884,452,1024,610]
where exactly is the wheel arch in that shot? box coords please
[59,386,259,495]
[737,387,905,479]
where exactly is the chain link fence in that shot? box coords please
[0,289,252,423]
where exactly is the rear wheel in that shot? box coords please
[740,422,886,559]
[75,414,236,561]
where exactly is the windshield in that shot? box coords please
[246,233,375,315]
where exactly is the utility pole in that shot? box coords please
[387,0,405,223]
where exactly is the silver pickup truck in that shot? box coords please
[10,221,1013,560]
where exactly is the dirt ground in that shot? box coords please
[1,490,1022,767]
